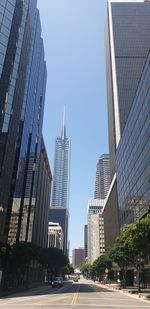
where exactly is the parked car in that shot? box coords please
[51,277,63,288]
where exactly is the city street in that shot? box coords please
[0,278,149,308]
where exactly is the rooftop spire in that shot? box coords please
[61,105,66,139]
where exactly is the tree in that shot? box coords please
[62,264,74,275]
[92,255,112,280]
[108,235,130,287]
[39,247,69,282]
[108,215,150,291]
[122,215,150,292]
[10,242,40,287]
[0,242,11,270]
[80,263,93,278]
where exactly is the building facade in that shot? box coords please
[31,138,52,248]
[84,224,88,260]
[105,0,150,178]
[48,222,64,250]
[94,154,111,199]
[87,199,105,263]
[0,0,47,244]
[72,248,85,269]
[104,0,150,245]
[116,50,150,229]
[102,175,119,250]
[49,206,69,254]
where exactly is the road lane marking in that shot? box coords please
[29,295,69,308]
[71,285,80,304]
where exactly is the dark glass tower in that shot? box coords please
[0,0,47,244]
[105,0,150,178]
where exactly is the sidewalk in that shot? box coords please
[97,282,150,301]
[0,283,50,298]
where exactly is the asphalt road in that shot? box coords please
[0,277,149,308]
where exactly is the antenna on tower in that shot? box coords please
[63,105,66,128]
[61,105,66,139]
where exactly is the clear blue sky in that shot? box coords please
[37,0,108,253]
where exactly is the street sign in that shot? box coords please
[105,268,109,274]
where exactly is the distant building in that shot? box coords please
[48,222,63,250]
[88,199,105,263]
[72,248,85,269]
[84,225,88,259]
[69,255,73,266]
[49,206,69,254]
[94,154,111,200]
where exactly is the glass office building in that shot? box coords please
[49,207,69,254]
[0,0,47,244]
[116,51,150,229]
[105,0,150,178]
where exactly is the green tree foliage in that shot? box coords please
[0,242,40,289]
[123,215,150,261]
[108,215,150,290]
[0,242,11,270]
[62,264,74,275]
[11,242,40,272]
[92,255,112,277]
[39,247,69,275]
[80,262,93,277]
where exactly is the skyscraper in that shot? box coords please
[105,0,150,178]
[0,0,48,244]
[94,154,111,199]
[87,199,105,263]
[50,116,71,254]
[72,248,85,269]
[103,0,150,249]
[51,119,71,209]
[31,138,52,248]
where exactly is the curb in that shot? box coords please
[97,282,150,302]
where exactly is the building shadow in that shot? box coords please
[0,282,113,299]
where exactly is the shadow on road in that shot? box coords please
[0,281,113,299]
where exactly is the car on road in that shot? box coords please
[51,277,63,288]
[73,277,78,282]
